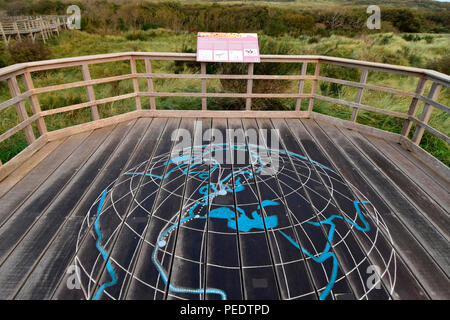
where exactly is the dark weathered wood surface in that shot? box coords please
[0,117,448,300]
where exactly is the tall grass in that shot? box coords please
[0,30,448,166]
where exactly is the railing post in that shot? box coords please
[201,62,207,110]
[246,63,254,111]
[39,19,46,43]
[81,63,99,121]
[130,57,142,110]
[22,71,47,135]
[144,58,156,110]
[308,61,321,113]
[295,62,308,111]
[401,77,427,137]
[13,22,21,41]
[26,20,34,42]
[350,68,368,122]
[7,76,36,144]
[0,22,7,46]
[411,82,442,145]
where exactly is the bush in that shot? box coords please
[125,31,148,41]
[7,40,52,64]
[427,55,450,75]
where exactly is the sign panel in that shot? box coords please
[196,32,260,63]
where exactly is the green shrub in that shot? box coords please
[427,55,450,75]
[7,40,51,64]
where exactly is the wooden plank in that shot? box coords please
[22,71,47,135]
[281,118,390,300]
[141,73,315,81]
[268,118,356,300]
[317,76,416,98]
[0,139,63,198]
[0,127,114,269]
[412,82,442,145]
[0,90,32,112]
[245,118,318,300]
[308,62,320,112]
[140,92,312,99]
[122,119,203,300]
[0,114,39,143]
[331,126,450,279]
[401,77,427,137]
[40,93,137,117]
[45,110,141,141]
[164,119,213,300]
[14,120,139,299]
[6,77,35,144]
[295,62,308,111]
[312,112,402,143]
[350,69,368,122]
[410,118,450,145]
[0,134,47,182]
[0,132,91,226]
[81,63,99,121]
[419,95,450,114]
[314,94,409,119]
[389,141,450,192]
[201,63,207,110]
[141,110,310,119]
[33,74,135,95]
[246,63,254,111]
[364,135,450,212]
[212,118,271,300]
[201,118,251,300]
[398,136,450,184]
[49,118,154,300]
[342,129,450,242]
[0,125,121,299]
[300,118,438,299]
[144,58,156,110]
[95,118,197,300]
[130,57,141,110]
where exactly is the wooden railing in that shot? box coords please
[0,52,448,168]
[0,15,68,44]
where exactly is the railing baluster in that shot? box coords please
[144,58,156,110]
[22,71,47,135]
[246,63,254,110]
[201,62,207,110]
[39,19,46,43]
[81,63,100,121]
[130,57,142,110]
[401,77,427,137]
[0,22,7,46]
[13,22,21,41]
[308,62,321,113]
[295,62,308,111]
[7,76,36,144]
[411,82,442,145]
[351,68,368,122]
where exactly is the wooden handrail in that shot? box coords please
[0,52,448,168]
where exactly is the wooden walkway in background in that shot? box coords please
[0,16,67,45]
[0,117,448,300]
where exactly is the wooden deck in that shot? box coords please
[0,116,448,300]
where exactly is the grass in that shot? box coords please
[0,29,448,166]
